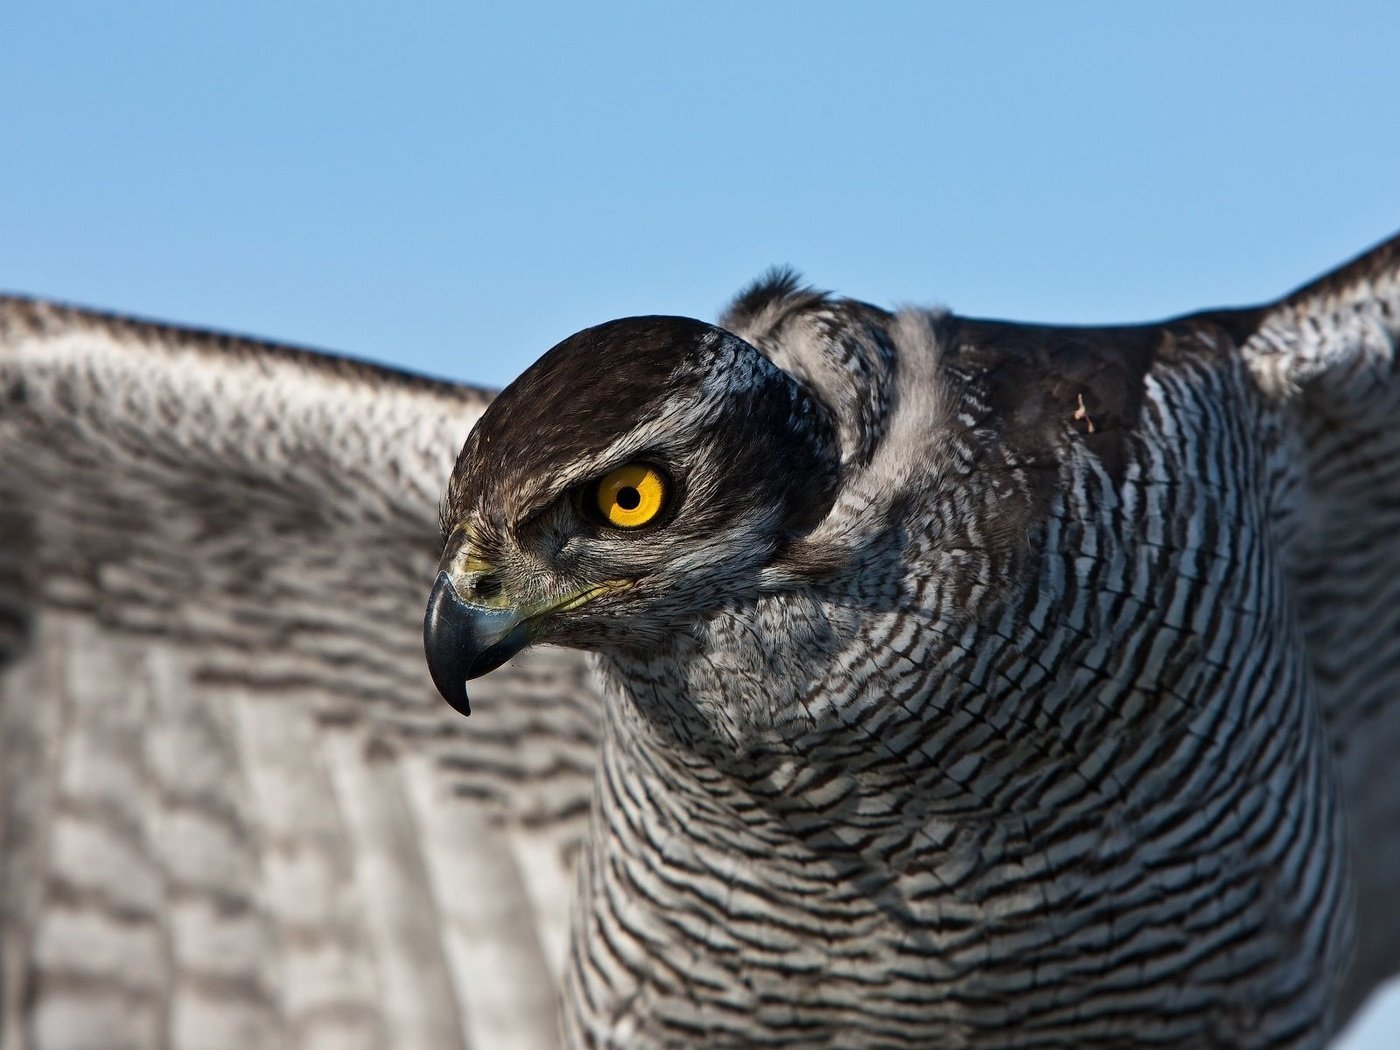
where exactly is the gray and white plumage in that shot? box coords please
[0,306,596,1049]
[4,233,1400,1048]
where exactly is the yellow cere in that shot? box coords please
[595,464,666,528]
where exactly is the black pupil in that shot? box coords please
[616,486,641,511]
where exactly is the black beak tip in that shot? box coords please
[428,659,472,718]
[424,573,474,717]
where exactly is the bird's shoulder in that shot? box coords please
[718,268,1262,481]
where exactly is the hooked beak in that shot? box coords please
[422,572,531,717]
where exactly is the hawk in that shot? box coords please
[5,233,1400,1048]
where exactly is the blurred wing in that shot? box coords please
[1239,234,1400,1018]
[0,298,600,1050]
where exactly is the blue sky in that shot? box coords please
[3,2,1397,389]
[2,2,1398,1042]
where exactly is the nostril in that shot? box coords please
[471,574,503,602]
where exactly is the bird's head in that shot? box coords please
[424,316,844,715]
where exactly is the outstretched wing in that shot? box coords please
[0,298,600,1050]
[1234,234,1400,1019]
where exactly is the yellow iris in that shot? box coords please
[595,464,666,528]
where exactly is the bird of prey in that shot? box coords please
[3,233,1399,1049]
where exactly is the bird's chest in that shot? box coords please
[564,699,1342,1050]
[566,565,1345,1048]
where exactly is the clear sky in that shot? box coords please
[2,2,1397,1043]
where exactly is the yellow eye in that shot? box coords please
[594,464,667,528]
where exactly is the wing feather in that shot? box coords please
[0,297,600,1049]
[1238,233,1400,1018]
